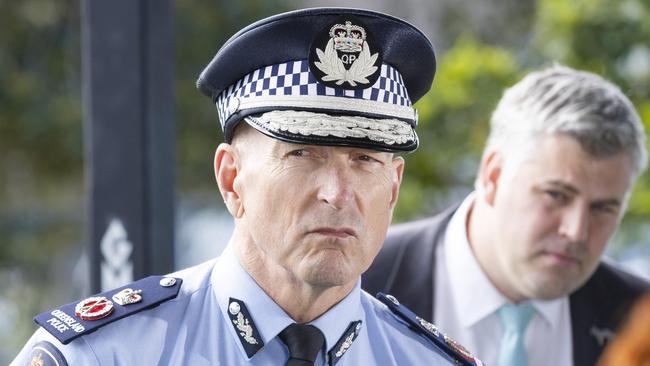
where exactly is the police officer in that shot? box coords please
[12,8,482,366]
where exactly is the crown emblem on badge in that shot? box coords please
[330,21,366,53]
[311,18,380,88]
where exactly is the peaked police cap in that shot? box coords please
[197,8,436,152]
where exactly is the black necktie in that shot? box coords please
[278,323,325,366]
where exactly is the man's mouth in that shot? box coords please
[310,227,357,238]
[541,250,580,266]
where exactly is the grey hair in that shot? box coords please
[486,65,648,178]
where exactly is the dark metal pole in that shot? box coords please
[82,0,175,293]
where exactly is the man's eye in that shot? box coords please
[357,154,381,163]
[591,202,618,215]
[546,190,568,203]
[287,149,307,157]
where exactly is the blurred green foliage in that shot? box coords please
[2,0,650,362]
[0,0,82,185]
[0,0,84,360]
[175,0,293,191]
[395,36,519,220]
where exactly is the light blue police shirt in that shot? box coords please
[12,246,456,365]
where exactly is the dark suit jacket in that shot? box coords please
[363,206,649,366]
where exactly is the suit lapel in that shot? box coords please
[387,207,457,320]
[569,263,642,366]
[388,225,436,318]
[569,289,605,366]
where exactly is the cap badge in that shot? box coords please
[112,288,143,306]
[74,296,114,321]
[310,17,381,89]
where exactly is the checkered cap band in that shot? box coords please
[215,60,414,127]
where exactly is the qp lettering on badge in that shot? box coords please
[340,54,357,65]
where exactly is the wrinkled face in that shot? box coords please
[232,130,403,288]
[487,134,633,300]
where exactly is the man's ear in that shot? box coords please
[478,150,503,206]
[214,143,244,218]
[389,156,405,209]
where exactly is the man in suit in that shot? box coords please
[363,65,650,366]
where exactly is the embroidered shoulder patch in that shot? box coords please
[29,341,68,366]
[377,293,483,366]
[34,275,182,345]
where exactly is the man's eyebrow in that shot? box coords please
[545,180,579,195]
[592,198,623,208]
[546,180,623,206]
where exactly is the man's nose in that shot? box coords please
[558,204,589,243]
[316,163,355,210]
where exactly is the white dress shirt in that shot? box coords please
[433,193,574,366]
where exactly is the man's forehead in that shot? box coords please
[269,134,393,156]
[504,133,633,168]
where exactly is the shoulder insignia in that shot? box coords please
[29,341,68,366]
[377,293,483,366]
[34,275,182,345]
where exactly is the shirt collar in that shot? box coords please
[211,245,364,359]
[309,281,365,353]
[444,192,505,328]
[530,297,565,330]
[444,192,566,329]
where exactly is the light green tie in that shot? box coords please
[497,303,535,366]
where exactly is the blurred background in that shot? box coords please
[2,0,650,362]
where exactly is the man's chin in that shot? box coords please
[523,273,587,300]
[303,265,356,289]
[298,250,362,287]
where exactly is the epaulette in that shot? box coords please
[377,293,483,366]
[34,275,182,345]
